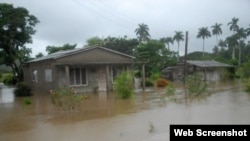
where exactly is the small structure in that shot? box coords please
[23,46,135,93]
[162,60,234,82]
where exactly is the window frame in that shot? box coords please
[69,67,88,86]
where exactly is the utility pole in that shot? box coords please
[184,31,188,84]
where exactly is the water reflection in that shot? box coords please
[0,80,250,141]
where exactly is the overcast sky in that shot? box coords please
[1,0,250,57]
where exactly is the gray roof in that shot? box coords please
[28,46,135,63]
[187,60,234,68]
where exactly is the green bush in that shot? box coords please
[23,97,32,105]
[50,87,87,112]
[165,83,176,95]
[3,74,14,85]
[114,71,134,99]
[185,73,207,97]
[14,82,32,97]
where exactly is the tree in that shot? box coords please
[228,17,239,34]
[173,31,184,61]
[160,37,173,49]
[246,24,250,36]
[86,36,105,46]
[225,34,238,59]
[135,23,150,42]
[46,43,77,54]
[35,52,44,58]
[134,40,176,76]
[211,23,223,45]
[0,4,39,83]
[236,27,247,65]
[197,27,211,56]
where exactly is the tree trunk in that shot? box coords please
[202,39,205,56]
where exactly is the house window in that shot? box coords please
[45,69,52,82]
[69,67,87,86]
[32,69,38,83]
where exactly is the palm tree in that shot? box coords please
[135,23,150,42]
[211,23,223,45]
[218,39,227,51]
[225,34,238,59]
[173,31,184,61]
[228,17,239,34]
[246,24,250,36]
[160,37,173,49]
[236,27,247,65]
[197,27,211,56]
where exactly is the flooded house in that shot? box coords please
[23,46,135,93]
[162,60,234,82]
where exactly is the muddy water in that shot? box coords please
[0,81,250,141]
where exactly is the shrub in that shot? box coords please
[165,83,176,95]
[185,73,207,97]
[23,97,32,105]
[14,82,32,97]
[3,74,14,85]
[114,71,134,99]
[50,87,87,112]
[156,78,169,87]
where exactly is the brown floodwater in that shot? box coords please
[0,80,250,141]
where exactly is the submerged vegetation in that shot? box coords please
[185,73,208,97]
[50,87,88,112]
[14,82,32,97]
[114,71,134,99]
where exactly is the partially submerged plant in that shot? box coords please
[50,87,87,112]
[23,97,31,105]
[148,121,155,133]
[114,71,134,99]
[165,82,176,95]
[185,73,208,97]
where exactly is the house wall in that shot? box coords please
[24,59,56,92]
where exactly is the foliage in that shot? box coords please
[86,36,105,46]
[239,59,250,78]
[135,23,150,42]
[114,71,134,99]
[87,36,139,56]
[35,52,44,58]
[0,4,39,83]
[134,40,176,76]
[50,87,88,112]
[165,83,176,95]
[245,81,250,93]
[46,43,77,54]
[3,74,14,85]
[197,27,211,56]
[156,78,169,88]
[185,73,207,97]
[14,82,32,97]
[149,71,161,82]
[23,97,32,105]
[173,31,184,61]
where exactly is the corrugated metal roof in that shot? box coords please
[187,60,234,68]
[28,46,135,63]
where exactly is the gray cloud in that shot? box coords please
[1,0,250,56]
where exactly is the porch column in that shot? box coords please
[106,65,111,92]
[142,63,145,91]
[65,65,70,86]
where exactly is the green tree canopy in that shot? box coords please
[0,3,39,82]
[197,27,211,56]
[46,43,77,54]
[211,23,223,45]
[134,40,176,76]
[135,23,150,42]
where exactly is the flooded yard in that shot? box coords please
[1,81,250,141]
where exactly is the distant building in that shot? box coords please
[24,46,135,93]
[162,60,234,82]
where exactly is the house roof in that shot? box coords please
[187,60,234,68]
[28,46,135,63]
